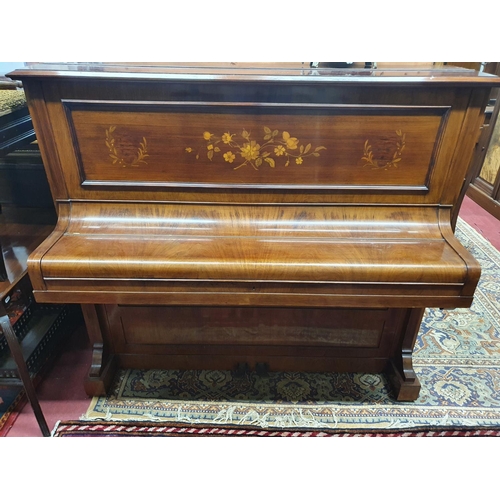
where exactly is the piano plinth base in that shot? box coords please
[80,304,427,402]
[386,360,422,401]
[84,349,117,397]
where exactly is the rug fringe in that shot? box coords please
[50,420,61,437]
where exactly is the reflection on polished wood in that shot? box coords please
[10,63,500,401]
[0,207,55,300]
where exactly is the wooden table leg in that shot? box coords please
[0,312,50,436]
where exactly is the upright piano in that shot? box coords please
[9,63,500,401]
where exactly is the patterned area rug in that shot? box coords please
[83,218,500,432]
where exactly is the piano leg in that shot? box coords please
[387,308,425,401]
[81,304,117,396]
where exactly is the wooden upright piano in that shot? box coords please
[9,63,500,401]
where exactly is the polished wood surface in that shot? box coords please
[10,63,500,401]
[66,102,444,189]
[10,62,500,85]
[31,203,478,309]
[0,206,55,300]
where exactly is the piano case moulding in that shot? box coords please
[9,63,500,401]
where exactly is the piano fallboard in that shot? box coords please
[29,202,478,309]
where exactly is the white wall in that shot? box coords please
[0,62,25,75]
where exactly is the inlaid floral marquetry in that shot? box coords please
[67,108,438,189]
[361,130,406,170]
[186,127,326,170]
[105,126,149,167]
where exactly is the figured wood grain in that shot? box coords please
[21,83,69,205]
[115,306,387,347]
[25,202,478,309]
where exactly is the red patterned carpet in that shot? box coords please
[51,420,500,437]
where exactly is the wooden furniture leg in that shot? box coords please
[81,304,116,396]
[0,242,7,281]
[0,312,50,436]
[387,308,425,401]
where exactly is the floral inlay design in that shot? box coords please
[186,127,326,170]
[105,126,149,167]
[361,130,406,170]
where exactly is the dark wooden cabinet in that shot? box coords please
[466,62,500,219]
[10,63,500,401]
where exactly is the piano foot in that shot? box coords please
[387,359,421,402]
[84,343,117,396]
[384,307,424,401]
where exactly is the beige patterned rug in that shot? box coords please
[83,218,500,431]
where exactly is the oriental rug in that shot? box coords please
[82,218,500,433]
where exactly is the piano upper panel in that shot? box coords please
[11,64,496,206]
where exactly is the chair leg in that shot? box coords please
[0,313,50,436]
[0,243,7,281]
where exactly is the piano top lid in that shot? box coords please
[7,62,500,87]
